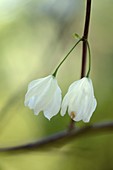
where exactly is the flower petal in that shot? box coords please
[25,75,53,103]
[61,94,68,116]
[33,77,57,113]
[83,97,97,122]
[44,85,62,120]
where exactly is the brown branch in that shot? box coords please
[0,121,113,152]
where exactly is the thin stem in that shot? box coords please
[69,0,92,130]
[81,0,91,78]
[86,40,91,77]
[52,39,82,77]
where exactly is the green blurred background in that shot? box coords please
[0,0,113,169]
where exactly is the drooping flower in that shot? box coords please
[61,77,97,122]
[24,75,62,120]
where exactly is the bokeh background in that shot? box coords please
[0,0,113,169]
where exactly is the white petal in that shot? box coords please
[25,75,52,103]
[61,94,69,116]
[33,77,57,114]
[83,98,97,122]
[25,78,51,109]
[28,75,52,90]
[61,81,81,117]
[44,86,62,120]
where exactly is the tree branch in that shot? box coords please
[0,121,113,152]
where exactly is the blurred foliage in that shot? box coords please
[0,0,113,170]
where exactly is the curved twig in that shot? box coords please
[0,121,113,153]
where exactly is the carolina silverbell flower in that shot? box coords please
[61,77,97,122]
[24,75,62,120]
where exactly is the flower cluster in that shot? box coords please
[25,75,97,122]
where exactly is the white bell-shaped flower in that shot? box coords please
[61,77,97,122]
[25,75,62,120]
